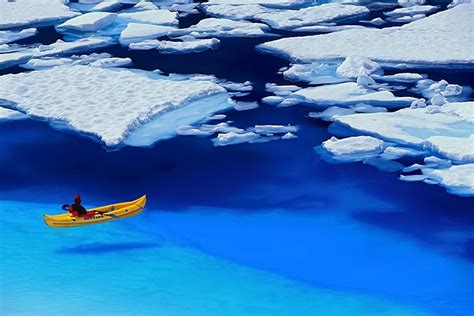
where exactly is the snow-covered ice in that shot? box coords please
[258,3,474,66]
[69,1,122,13]
[422,164,474,196]
[309,104,386,122]
[0,28,37,45]
[56,12,117,32]
[0,51,33,69]
[0,0,79,29]
[289,82,416,107]
[384,5,437,17]
[336,56,381,79]
[213,131,260,146]
[205,0,306,7]
[319,136,385,162]
[130,38,220,53]
[423,135,474,163]
[254,4,369,30]
[234,101,259,111]
[120,23,176,45]
[203,4,274,20]
[118,9,178,26]
[254,125,298,134]
[0,107,26,122]
[34,37,115,58]
[0,65,229,147]
[171,18,271,38]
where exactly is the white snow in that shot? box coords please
[34,37,115,58]
[258,3,474,66]
[177,122,243,136]
[203,4,273,20]
[57,12,117,32]
[0,0,79,29]
[385,5,437,17]
[281,132,297,139]
[234,101,259,111]
[0,28,37,45]
[422,164,474,196]
[333,102,474,161]
[205,0,307,8]
[22,53,131,70]
[265,83,301,96]
[118,9,178,26]
[120,23,176,44]
[373,72,425,83]
[0,65,228,147]
[131,38,221,53]
[0,107,26,122]
[290,82,416,107]
[309,104,386,122]
[0,51,33,69]
[254,125,298,134]
[379,146,424,160]
[282,62,348,84]
[320,136,385,162]
[171,18,271,38]
[254,4,369,30]
[213,131,260,146]
[423,135,474,163]
[69,1,122,13]
[336,56,381,79]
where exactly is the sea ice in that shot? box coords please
[289,82,416,107]
[177,122,244,136]
[203,4,274,20]
[319,136,385,162]
[0,107,26,122]
[56,12,117,32]
[254,4,369,30]
[379,146,424,160]
[0,28,37,45]
[118,9,178,26]
[119,23,176,45]
[0,65,228,147]
[258,3,474,66]
[131,38,221,54]
[336,56,381,79]
[170,18,271,38]
[0,0,79,29]
[213,131,260,146]
[34,37,115,58]
[234,101,259,111]
[0,51,33,69]
[422,164,474,196]
[384,5,437,17]
[69,1,122,13]
[205,0,307,8]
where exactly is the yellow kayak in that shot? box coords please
[43,195,146,228]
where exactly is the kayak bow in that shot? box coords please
[43,195,146,228]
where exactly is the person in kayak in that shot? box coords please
[68,194,97,218]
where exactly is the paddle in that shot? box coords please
[61,204,120,219]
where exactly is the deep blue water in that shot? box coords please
[1,4,473,315]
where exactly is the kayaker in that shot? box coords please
[69,194,87,217]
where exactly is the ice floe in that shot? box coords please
[0,0,79,29]
[177,122,244,136]
[203,4,274,20]
[0,65,229,147]
[171,18,271,38]
[213,131,260,146]
[413,79,471,104]
[0,28,37,45]
[254,4,369,30]
[385,5,437,18]
[34,37,115,58]
[56,12,117,32]
[287,82,416,108]
[118,9,178,26]
[336,56,381,79]
[421,164,474,196]
[258,3,474,66]
[0,107,26,122]
[69,1,122,13]
[234,101,259,111]
[319,136,386,162]
[130,38,220,54]
[119,23,176,44]
[205,0,307,8]
[0,51,33,69]
[309,104,387,121]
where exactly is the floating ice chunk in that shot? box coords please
[336,56,381,79]
[177,122,243,136]
[218,80,253,92]
[0,28,37,45]
[0,0,79,29]
[423,135,474,163]
[57,12,117,32]
[213,131,260,146]
[120,23,175,45]
[373,72,425,83]
[234,102,259,111]
[34,37,115,58]
[128,39,160,50]
[291,82,415,107]
[385,5,437,17]
[205,0,307,8]
[319,136,385,162]
[409,98,426,109]
[414,79,469,104]
[361,17,385,25]
[0,107,27,122]
[283,62,348,84]
[88,57,132,68]
[309,107,355,121]
[387,13,426,23]
[422,164,474,196]
[352,103,387,113]
[333,102,474,162]
[207,114,226,121]
[155,38,220,54]
[262,96,284,105]
[69,1,122,13]
[258,3,474,66]
[21,57,74,70]
[430,93,446,106]
[293,24,368,33]
[265,83,301,96]
[118,9,178,26]
[400,174,430,182]
[254,124,298,134]
[0,51,33,69]
[203,4,274,20]
[281,132,297,139]
[424,156,453,168]
[171,18,271,38]
[398,0,426,7]
[0,65,228,147]
[356,74,377,88]
[126,1,159,12]
[380,146,424,160]
[254,4,369,30]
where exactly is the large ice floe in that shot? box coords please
[322,102,474,196]
[258,2,474,66]
[56,12,118,32]
[0,0,79,29]
[254,3,369,30]
[170,18,272,38]
[0,65,232,147]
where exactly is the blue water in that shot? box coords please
[1,3,474,315]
